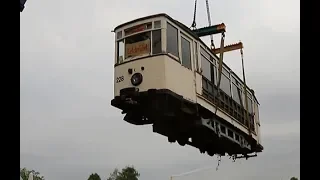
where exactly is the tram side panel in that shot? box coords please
[113,56,166,97]
[163,56,197,103]
[113,54,198,103]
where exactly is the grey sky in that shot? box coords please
[20,0,300,180]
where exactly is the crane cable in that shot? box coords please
[190,0,226,132]
[240,48,252,137]
[190,0,252,150]
[191,0,215,49]
[205,0,215,49]
[213,32,225,116]
[191,0,197,29]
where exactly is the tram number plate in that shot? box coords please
[116,76,124,83]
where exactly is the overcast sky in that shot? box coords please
[20,0,300,180]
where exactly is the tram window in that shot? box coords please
[201,55,212,81]
[228,129,234,138]
[220,126,226,134]
[154,20,161,28]
[125,31,151,59]
[220,74,231,96]
[232,83,242,105]
[235,134,240,141]
[117,40,124,63]
[117,31,122,39]
[202,78,208,90]
[222,67,229,76]
[124,22,152,36]
[254,103,260,120]
[166,22,179,57]
[248,98,253,113]
[243,91,253,113]
[212,66,216,85]
[181,36,192,69]
[200,47,210,60]
[152,30,162,54]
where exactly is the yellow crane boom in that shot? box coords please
[212,42,243,54]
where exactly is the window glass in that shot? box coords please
[200,47,210,60]
[220,74,231,96]
[232,83,241,105]
[166,22,179,57]
[247,98,253,113]
[154,20,161,28]
[117,31,122,39]
[201,55,212,81]
[152,30,162,54]
[117,40,124,63]
[181,36,192,69]
[124,22,152,36]
[125,32,151,59]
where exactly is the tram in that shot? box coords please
[111,13,263,158]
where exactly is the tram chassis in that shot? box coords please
[111,87,263,157]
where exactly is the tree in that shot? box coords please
[107,168,119,180]
[290,177,298,180]
[107,166,140,180]
[20,168,45,180]
[88,173,101,180]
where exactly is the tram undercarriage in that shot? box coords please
[111,87,263,158]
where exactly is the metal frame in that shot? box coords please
[198,117,251,150]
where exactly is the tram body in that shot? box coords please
[111,13,263,157]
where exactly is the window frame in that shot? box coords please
[115,20,165,64]
[124,31,152,60]
[180,33,192,70]
[193,41,200,72]
[200,53,213,82]
[166,21,179,60]
[151,29,162,55]
[200,45,216,84]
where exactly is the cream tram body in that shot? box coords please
[112,13,263,155]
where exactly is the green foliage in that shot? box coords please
[88,173,102,180]
[107,168,119,180]
[20,168,45,180]
[290,177,298,180]
[107,166,140,180]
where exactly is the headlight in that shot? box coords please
[131,73,143,86]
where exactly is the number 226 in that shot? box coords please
[116,76,124,83]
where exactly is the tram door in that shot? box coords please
[180,34,197,100]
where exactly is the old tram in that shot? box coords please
[111,13,263,158]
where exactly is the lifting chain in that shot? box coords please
[240,47,252,137]
[213,32,225,116]
[191,0,216,49]
[191,0,198,29]
[216,32,225,93]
